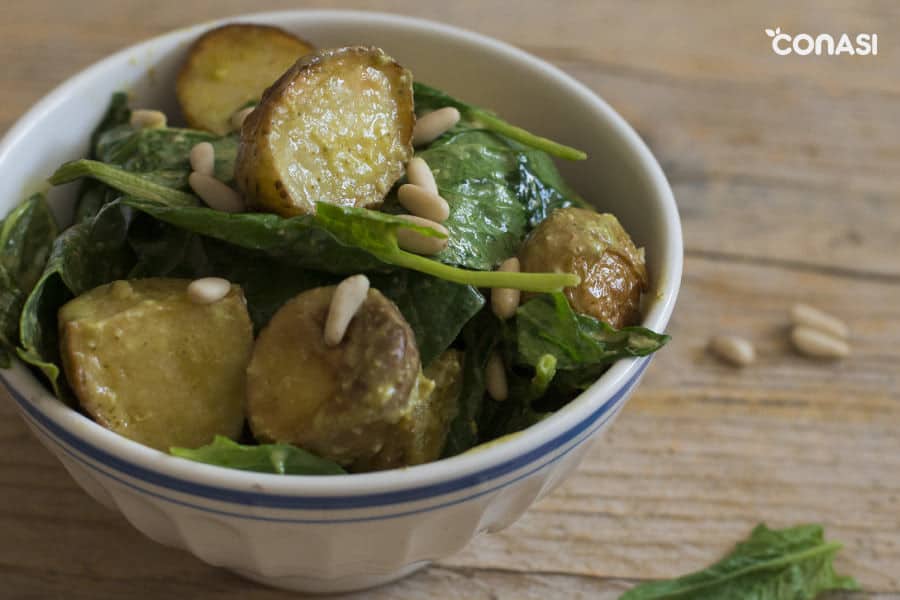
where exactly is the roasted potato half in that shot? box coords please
[519,207,648,328]
[363,349,463,471]
[58,278,253,451]
[246,285,434,471]
[176,24,314,135]
[235,46,415,216]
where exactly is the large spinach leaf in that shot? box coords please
[415,129,527,269]
[119,197,577,292]
[171,435,345,475]
[0,195,58,366]
[51,160,198,207]
[124,209,484,366]
[414,81,587,161]
[515,293,669,388]
[619,523,858,600]
[17,202,134,395]
[414,128,586,269]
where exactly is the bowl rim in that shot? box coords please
[0,9,682,503]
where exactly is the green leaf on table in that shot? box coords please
[619,523,859,600]
[171,435,346,475]
[515,293,669,388]
[413,81,587,160]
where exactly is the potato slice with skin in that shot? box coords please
[176,24,314,135]
[59,278,253,452]
[235,46,415,217]
[519,207,648,328]
[362,349,463,471]
[246,286,423,471]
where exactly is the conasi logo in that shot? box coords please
[765,28,878,56]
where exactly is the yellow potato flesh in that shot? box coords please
[236,47,414,216]
[58,279,253,451]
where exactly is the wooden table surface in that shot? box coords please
[2,1,898,598]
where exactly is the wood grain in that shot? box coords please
[2,1,898,598]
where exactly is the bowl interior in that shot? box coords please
[0,10,680,491]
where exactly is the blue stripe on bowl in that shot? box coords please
[2,357,648,510]
[21,398,626,523]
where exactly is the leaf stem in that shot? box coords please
[470,109,587,161]
[388,248,580,292]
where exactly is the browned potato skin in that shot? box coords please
[58,278,253,452]
[519,207,648,328]
[235,46,415,217]
[246,286,423,471]
[176,24,314,135]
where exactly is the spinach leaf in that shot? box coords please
[414,81,587,161]
[89,92,130,156]
[50,160,198,207]
[17,202,135,395]
[123,212,483,364]
[1,193,59,290]
[479,353,556,442]
[619,523,859,600]
[515,293,669,387]
[121,197,578,293]
[514,149,587,227]
[0,269,25,367]
[97,126,238,184]
[442,309,502,456]
[0,194,58,366]
[368,271,484,367]
[415,129,528,270]
[171,435,345,475]
[77,92,132,222]
[122,197,382,273]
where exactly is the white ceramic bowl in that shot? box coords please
[0,10,681,594]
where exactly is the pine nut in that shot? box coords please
[130,109,167,129]
[231,106,255,131]
[485,351,508,401]
[790,303,849,339]
[397,184,450,223]
[187,277,231,304]
[708,335,755,367]
[395,214,449,255]
[791,326,849,359]
[413,107,460,146]
[189,142,215,177]
[188,173,244,213]
[406,157,438,194]
[324,275,370,347]
[491,257,521,320]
